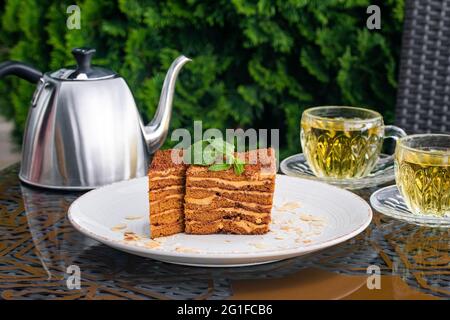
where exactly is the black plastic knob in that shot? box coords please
[72,47,96,73]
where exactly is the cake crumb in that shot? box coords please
[300,213,324,222]
[144,240,160,249]
[123,231,140,241]
[274,236,285,240]
[111,223,127,231]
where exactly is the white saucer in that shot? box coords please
[370,185,450,228]
[280,153,395,190]
[68,175,372,267]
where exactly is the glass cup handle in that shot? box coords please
[380,125,407,168]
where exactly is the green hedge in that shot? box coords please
[0,0,404,158]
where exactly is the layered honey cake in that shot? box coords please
[148,149,187,238]
[184,148,276,235]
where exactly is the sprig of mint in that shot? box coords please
[187,138,245,175]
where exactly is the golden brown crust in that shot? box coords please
[151,209,184,225]
[149,149,187,171]
[150,222,185,239]
[148,149,187,238]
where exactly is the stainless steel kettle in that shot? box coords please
[0,47,191,189]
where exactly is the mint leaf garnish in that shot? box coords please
[188,138,246,175]
[233,162,244,176]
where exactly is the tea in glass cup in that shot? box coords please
[301,106,406,180]
[395,134,450,217]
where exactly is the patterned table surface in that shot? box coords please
[0,164,448,300]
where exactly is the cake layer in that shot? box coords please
[149,186,184,201]
[185,187,274,206]
[185,208,270,224]
[149,177,185,190]
[151,208,184,225]
[150,222,185,239]
[184,194,272,211]
[185,218,269,235]
[149,172,185,181]
[150,195,184,213]
[186,177,275,192]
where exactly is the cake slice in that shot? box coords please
[148,149,187,238]
[184,148,276,235]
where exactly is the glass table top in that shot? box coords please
[0,164,448,300]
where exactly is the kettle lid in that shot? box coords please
[49,47,117,81]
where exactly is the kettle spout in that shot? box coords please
[143,55,191,154]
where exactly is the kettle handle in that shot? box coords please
[0,61,43,83]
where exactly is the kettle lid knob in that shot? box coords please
[48,47,117,81]
[72,47,96,74]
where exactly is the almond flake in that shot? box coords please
[125,215,143,220]
[277,201,301,212]
[111,223,127,231]
[175,247,199,253]
[249,243,268,249]
[145,240,160,249]
[300,213,314,221]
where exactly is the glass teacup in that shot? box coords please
[395,134,450,217]
[301,106,406,180]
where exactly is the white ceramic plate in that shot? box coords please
[68,175,372,267]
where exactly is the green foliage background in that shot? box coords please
[0,0,404,158]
